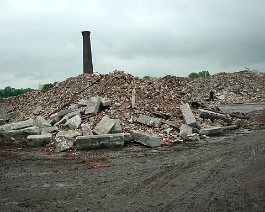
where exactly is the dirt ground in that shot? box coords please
[0,128,264,212]
[1,103,265,212]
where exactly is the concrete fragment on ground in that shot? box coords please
[101,98,112,107]
[198,109,232,123]
[93,115,116,135]
[130,130,163,147]
[0,119,34,131]
[34,116,51,129]
[81,123,93,136]
[137,115,162,128]
[180,103,197,127]
[27,134,52,147]
[54,110,81,126]
[55,130,81,152]
[65,115,81,130]
[179,124,193,139]
[200,127,223,136]
[75,134,124,150]
[111,119,123,133]
[221,125,239,131]
[50,108,77,124]
[0,111,20,121]
[41,126,58,134]
[84,97,101,115]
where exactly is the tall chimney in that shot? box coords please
[82,31,93,74]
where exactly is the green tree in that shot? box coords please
[188,71,210,79]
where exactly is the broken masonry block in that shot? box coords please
[75,134,124,150]
[137,115,162,128]
[130,130,163,148]
[180,103,197,127]
[198,109,232,123]
[27,134,52,147]
[93,115,116,135]
[84,97,101,115]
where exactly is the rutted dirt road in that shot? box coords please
[1,128,265,211]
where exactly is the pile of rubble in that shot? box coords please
[0,70,264,151]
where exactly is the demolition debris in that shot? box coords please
[0,70,264,151]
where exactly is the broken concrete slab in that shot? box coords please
[180,103,197,127]
[54,110,81,126]
[27,134,52,147]
[137,115,162,128]
[0,119,34,131]
[93,115,116,135]
[41,126,58,134]
[198,109,232,123]
[0,111,20,121]
[111,119,123,133]
[179,124,193,139]
[81,123,93,136]
[50,108,77,124]
[221,125,239,131]
[55,131,81,152]
[199,127,223,136]
[130,130,163,147]
[75,134,124,150]
[84,97,101,115]
[34,116,51,129]
[101,98,112,107]
[65,115,81,130]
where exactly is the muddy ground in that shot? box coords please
[1,104,265,212]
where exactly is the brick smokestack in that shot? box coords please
[82,31,93,74]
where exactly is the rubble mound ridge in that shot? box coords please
[0,70,264,125]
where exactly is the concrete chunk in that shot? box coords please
[93,116,116,135]
[50,108,77,124]
[198,109,232,123]
[75,134,124,150]
[137,115,162,128]
[180,103,197,127]
[130,130,163,147]
[41,126,58,134]
[111,119,123,133]
[179,124,193,139]
[0,119,34,131]
[101,98,112,107]
[200,127,223,136]
[34,116,51,128]
[55,131,81,152]
[0,111,20,121]
[81,123,93,136]
[84,97,101,115]
[27,134,52,147]
[65,115,81,130]
[54,110,80,126]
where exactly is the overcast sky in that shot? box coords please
[1,0,265,88]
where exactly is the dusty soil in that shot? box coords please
[1,127,265,212]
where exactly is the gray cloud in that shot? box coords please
[0,0,264,88]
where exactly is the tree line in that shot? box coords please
[0,82,57,99]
